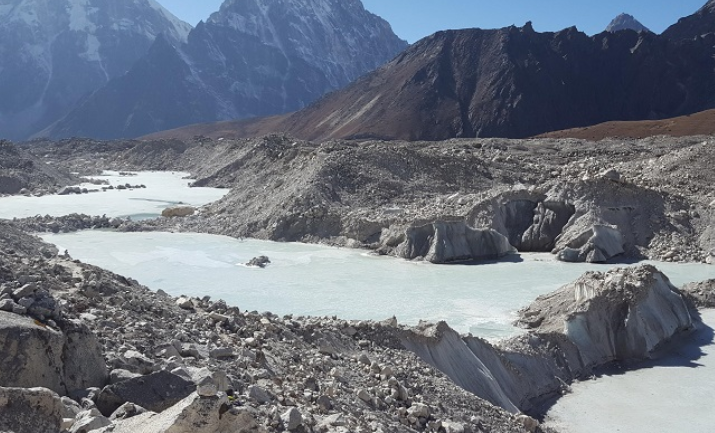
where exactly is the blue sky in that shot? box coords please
[159,0,707,43]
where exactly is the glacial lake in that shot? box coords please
[42,231,714,338]
[0,171,228,220]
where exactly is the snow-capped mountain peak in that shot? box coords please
[605,13,651,33]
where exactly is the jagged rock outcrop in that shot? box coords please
[555,222,625,263]
[46,0,407,139]
[0,387,65,433]
[0,311,107,395]
[395,220,516,263]
[0,0,191,140]
[519,265,693,365]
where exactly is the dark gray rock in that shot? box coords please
[96,370,196,416]
[246,256,271,268]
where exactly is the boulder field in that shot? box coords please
[15,135,714,264]
[0,219,710,433]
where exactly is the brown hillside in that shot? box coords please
[536,109,715,140]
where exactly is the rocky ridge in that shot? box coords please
[151,2,715,142]
[0,140,78,195]
[15,135,715,264]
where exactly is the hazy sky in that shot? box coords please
[159,0,708,43]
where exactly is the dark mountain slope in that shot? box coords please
[663,0,715,41]
[152,22,715,141]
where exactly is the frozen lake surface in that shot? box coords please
[0,171,227,220]
[42,231,714,338]
[544,309,715,433]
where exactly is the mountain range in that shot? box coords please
[38,0,407,140]
[149,1,715,141]
[0,0,191,141]
[4,1,715,142]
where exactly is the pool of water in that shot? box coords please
[0,171,227,220]
[42,231,714,338]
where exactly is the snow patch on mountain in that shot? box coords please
[68,0,95,31]
[605,13,651,33]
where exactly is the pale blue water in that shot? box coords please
[42,231,714,338]
[0,171,227,220]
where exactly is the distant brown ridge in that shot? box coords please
[535,109,715,141]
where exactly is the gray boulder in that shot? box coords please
[96,370,196,417]
[0,387,64,433]
[556,223,625,263]
[96,393,267,433]
[245,256,271,268]
[69,409,111,433]
[161,206,196,218]
[396,220,516,263]
[0,311,107,395]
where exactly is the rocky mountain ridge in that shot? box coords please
[153,1,715,142]
[662,0,715,41]
[0,0,191,141]
[42,0,407,140]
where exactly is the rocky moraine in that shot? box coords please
[0,134,713,433]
